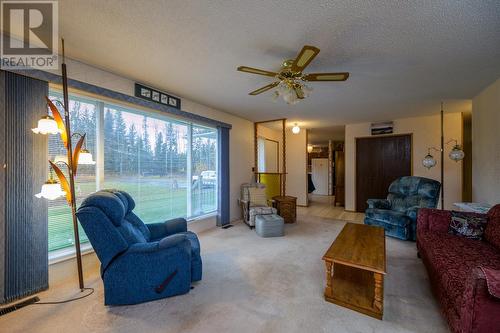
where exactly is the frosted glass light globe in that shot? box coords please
[292,124,300,134]
[449,145,465,162]
[422,154,437,169]
[35,181,66,200]
[32,116,59,135]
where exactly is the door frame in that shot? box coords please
[354,133,413,212]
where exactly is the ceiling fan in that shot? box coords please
[237,45,349,104]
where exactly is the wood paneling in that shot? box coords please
[355,134,411,212]
[334,151,345,206]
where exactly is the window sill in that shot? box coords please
[48,213,217,265]
[49,243,94,265]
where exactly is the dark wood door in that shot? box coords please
[334,151,345,206]
[356,134,411,212]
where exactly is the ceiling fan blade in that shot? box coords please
[249,82,279,95]
[237,66,277,78]
[302,72,349,81]
[290,45,320,72]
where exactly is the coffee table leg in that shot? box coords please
[325,261,333,297]
[373,272,383,311]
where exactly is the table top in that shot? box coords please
[272,196,297,202]
[453,202,492,214]
[323,223,386,274]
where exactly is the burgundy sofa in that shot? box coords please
[416,205,500,333]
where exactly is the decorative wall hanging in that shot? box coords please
[134,83,181,109]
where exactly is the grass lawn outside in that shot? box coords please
[48,176,216,252]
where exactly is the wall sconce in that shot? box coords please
[307,145,313,153]
[292,123,300,134]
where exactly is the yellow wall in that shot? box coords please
[345,112,464,211]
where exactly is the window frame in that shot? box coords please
[48,87,219,256]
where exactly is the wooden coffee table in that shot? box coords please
[322,223,386,319]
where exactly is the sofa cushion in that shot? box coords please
[448,211,488,240]
[365,208,411,227]
[419,232,500,314]
[485,204,500,250]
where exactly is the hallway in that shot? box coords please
[298,194,364,222]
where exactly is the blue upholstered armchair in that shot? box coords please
[76,189,202,305]
[364,176,441,241]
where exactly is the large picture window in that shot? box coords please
[48,90,218,252]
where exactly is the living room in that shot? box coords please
[1,1,500,333]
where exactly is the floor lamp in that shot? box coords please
[33,39,95,291]
[421,102,465,209]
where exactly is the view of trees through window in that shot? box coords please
[48,91,217,252]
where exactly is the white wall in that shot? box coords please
[46,58,254,222]
[345,113,463,211]
[285,128,308,206]
[472,78,500,205]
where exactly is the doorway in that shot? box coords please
[355,134,412,212]
[311,158,329,195]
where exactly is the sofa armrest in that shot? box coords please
[367,199,391,209]
[416,208,451,234]
[147,217,188,240]
[459,267,500,332]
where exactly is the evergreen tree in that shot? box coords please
[127,123,138,174]
[154,131,166,176]
[165,123,178,175]
[115,111,127,175]
[104,109,116,173]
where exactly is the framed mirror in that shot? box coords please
[254,119,286,198]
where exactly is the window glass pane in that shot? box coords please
[191,125,217,217]
[47,93,96,252]
[47,89,219,253]
[103,104,189,222]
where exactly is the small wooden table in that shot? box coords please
[272,195,297,224]
[322,223,386,319]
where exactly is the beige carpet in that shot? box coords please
[1,215,448,333]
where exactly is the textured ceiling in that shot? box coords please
[58,0,500,129]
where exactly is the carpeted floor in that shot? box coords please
[1,214,448,333]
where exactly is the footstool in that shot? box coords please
[255,214,285,237]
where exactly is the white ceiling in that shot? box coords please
[58,0,500,128]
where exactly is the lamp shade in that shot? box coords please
[35,180,66,200]
[78,149,96,165]
[449,145,465,162]
[307,145,313,153]
[292,124,301,134]
[422,154,437,169]
[53,154,68,164]
[32,115,60,135]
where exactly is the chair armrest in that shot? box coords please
[406,206,420,222]
[147,217,187,240]
[367,199,391,209]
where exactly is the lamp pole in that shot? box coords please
[440,103,444,210]
[61,39,85,290]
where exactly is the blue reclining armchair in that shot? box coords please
[364,176,441,241]
[76,189,202,305]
